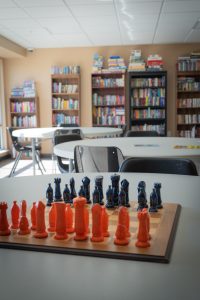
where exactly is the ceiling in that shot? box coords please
[0,0,200,50]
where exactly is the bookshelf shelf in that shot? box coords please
[51,72,81,126]
[92,72,127,127]
[128,71,167,136]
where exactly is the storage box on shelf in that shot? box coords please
[176,57,200,138]
[92,71,127,127]
[128,71,167,136]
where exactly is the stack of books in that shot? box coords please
[146,54,163,71]
[23,80,36,97]
[92,53,104,72]
[128,50,146,71]
[107,55,126,72]
[11,87,24,97]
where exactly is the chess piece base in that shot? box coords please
[54,233,68,240]
[114,238,129,245]
[0,229,11,236]
[18,229,31,235]
[34,232,48,238]
[135,240,150,248]
[66,227,74,233]
[91,236,104,242]
[103,231,110,237]
[74,235,88,241]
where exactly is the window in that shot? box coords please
[0,59,6,150]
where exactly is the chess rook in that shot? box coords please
[91,203,104,242]
[135,210,150,248]
[54,202,68,240]
[34,201,48,238]
[73,196,88,241]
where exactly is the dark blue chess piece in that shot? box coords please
[78,185,85,197]
[82,176,91,204]
[154,183,162,209]
[121,179,130,207]
[105,185,114,208]
[63,184,70,204]
[111,174,120,206]
[69,177,77,203]
[118,187,126,206]
[137,181,148,208]
[95,176,104,205]
[137,187,146,211]
[46,183,53,206]
[54,178,62,201]
[149,188,158,212]
[92,186,100,204]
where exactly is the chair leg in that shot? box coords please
[36,151,46,172]
[35,152,43,174]
[9,151,22,177]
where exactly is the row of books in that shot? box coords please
[52,98,79,110]
[95,115,125,126]
[177,98,200,108]
[52,114,79,126]
[52,83,78,94]
[51,66,80,74]
[130,77,165,88]
[92,76,124,88]
[177,128,200,138]
[131,97,165,107]
[10,101,36,113]
[132,109,165,119]
[11,80,36,98]
[131,88,165,98]
[177,78,200,91]
[94,107,125,117]
[131,124,165,135]
[11,115,37,127]
[177,58,200,72]
[93,94,125,106]
[177,114,200,124]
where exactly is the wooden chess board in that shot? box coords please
[0,202,181,263]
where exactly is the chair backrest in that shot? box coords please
[7,127,22,152]
[119,157,198,176]
[74,145,124,172]
[54,128,84,139]
[125,130,159,137]
[58,123,79,127]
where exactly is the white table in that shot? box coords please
[0,173,199,300]
[54,137,200,172]
[12,127,122,175]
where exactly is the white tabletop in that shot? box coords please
[0,173,199,300]
[12,127,122,139]
[54,136,200,159]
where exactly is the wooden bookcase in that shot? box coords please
[51,74,81,126]
[10,96,39,128]
[176,68,200,138]
[127,71,167,136]
[91,71,127,127]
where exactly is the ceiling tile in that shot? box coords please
[38,18,81,34]
[69,3,115,17]
[162,0,200,13]
[185,29,200,42]
[23,6,72,18]
[0,0,17,7]
[64,0,113,4]
[0,19,41,29]
[78,15,119,32]
[0,8,29,19]
[116,1,162,15]
[52,33,92,47]
[15,0,65,7]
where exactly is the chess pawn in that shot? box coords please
[121,179,130,207]
[142,208,151,240]
[46,183,53,206]
[65,203,74,233]
[34,201,48,238]
[48,203,56,232]
[114,224,129,246]
[91,203,104,242]
[18,200,30,235]
[11,200,20,229]
[82,176,91,204]
[149,188,158,213]
[54,202,68,240]
[105,185,114,208]
[102,207,109,237]
[78,185,85,197]
[92,186,100,204]
[54,178,62,201]
[137,187,146,211]
[70,177,77,203]
[0,202,11,236]
[138,181,148,208]
[135,210,150,248]
[63,184,70,204]
[118,187,126,206]
[31,202,37,230]
[73,196,88,241]
[154,183,163,209]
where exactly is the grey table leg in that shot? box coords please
[32,138,36,176]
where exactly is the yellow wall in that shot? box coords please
[3,43,200,153]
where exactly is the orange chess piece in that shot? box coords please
[0,202,11,236]
[48,203,56,232]
[135,210,150,248]
[34,201,48,238]
[114,224,129,245]
[84,206,90,234]
[102,207,110,237]
[54,202,68,240]
[118,206,130,238]
[73,196,88,241]
[65,204,74,233]
[31,202,37,230]
[11,200,20,229]
[91,203,104,242]
[18,200,30,235]
[142,208,151,240]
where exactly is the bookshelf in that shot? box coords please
[176,59,200,138]
[128,71,167,136]
[92,71,127,127]
[51,73,80,126]
[10,96,39,128]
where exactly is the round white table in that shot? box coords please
[54,137,200,172]
[12,127,122,175]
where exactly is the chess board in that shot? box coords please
[0,202,181,263]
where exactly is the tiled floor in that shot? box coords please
[0,157,62,178]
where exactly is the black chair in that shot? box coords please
[58,123,79,127]
[125,130,159,137]
[7,127,45,177]
[119,157,198,176]
[74,145,124,172]
[53,130,83,173]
